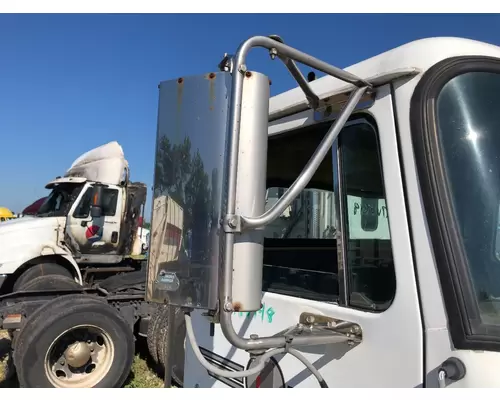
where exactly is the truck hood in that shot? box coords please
[0,216,65,236]
[0,216,68,273]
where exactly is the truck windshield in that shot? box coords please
[37,183,84,217]
[436,70,500,325]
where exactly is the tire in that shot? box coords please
[10,275,82,349]
[146,304,185,385]
[146,303,165,364]
[14,294,134,388]
[18,274,81,291]
[13,262,73,292]
[155,306,170,371]
[156,306,186,386]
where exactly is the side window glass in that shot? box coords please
[496,204,500,261]
[436,71,500,325]
[262,188,338,302]
[341,124,395,311]
[102,189,118,216]
[73,188,92,218]
[263,188,336,239]
[72,188,119,218]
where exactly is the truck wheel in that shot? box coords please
[14,294,134,388]
[157,307,185,386]
[13,263,73,291]
[18,274,82,291]
[155,306,170,370]
[10,275,83,349]
[146,304,164,364]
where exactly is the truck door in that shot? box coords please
[66,184,124,255]
[184,85,424,388]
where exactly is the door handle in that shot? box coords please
[437,357,466,388]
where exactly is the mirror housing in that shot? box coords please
[90,184,104,218]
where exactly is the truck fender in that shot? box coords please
[55,254,83,285]
[0,244,83,285]
[38,244,83,285]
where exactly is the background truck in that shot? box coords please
[20,197,151,253]
[0,142,187,387]
[0,141,149,292]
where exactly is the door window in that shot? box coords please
[263,122,396,311]
[73,187,119,218]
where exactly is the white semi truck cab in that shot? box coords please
[0,142,186,387]
[147,35,500,388]
[0,141,148,292]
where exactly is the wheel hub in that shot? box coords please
[44,325,115,388]
[64,342,91,368]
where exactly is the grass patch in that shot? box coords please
[0,330,164,388]
[124,355,164,388]
[0,331,9,378]
[0,330,16,388]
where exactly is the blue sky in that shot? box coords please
[1,13,499,214]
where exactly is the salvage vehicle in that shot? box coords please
[0,143,186,387]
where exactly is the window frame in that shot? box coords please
[410,55,500,351]
[72,186,119,219]
[72,187,93,219]
[102,188,119,217]
[263,116,397,312]
[337,117,396,312]
[38,183,84,217]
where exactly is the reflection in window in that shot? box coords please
[262,123,396,309]
[262,187,338,302]
[264,188,336,239]
[496,204,500,261]
[437,71,500,325]
[73,189,92,218]
[37,183,84,217]
[341,124,395,311]
[73,188,119,218]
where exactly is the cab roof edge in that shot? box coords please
[268,67,420,123]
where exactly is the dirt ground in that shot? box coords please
[0,330,164,388]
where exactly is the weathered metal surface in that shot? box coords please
[147,72,232,310]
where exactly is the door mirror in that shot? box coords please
[90,205,102,218]
[90,185,104,218]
